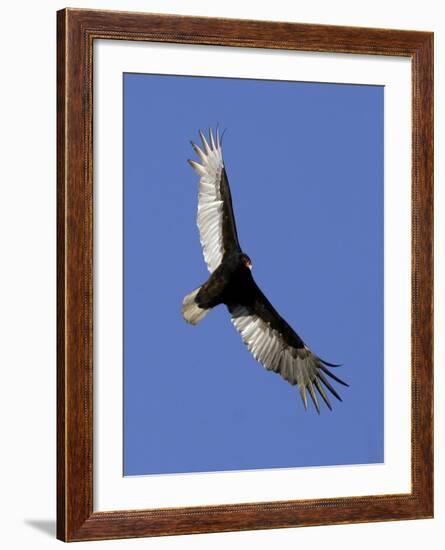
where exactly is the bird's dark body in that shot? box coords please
[196,252,251,309]
[196,252,305,350]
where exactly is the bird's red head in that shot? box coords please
[241,253,253,270]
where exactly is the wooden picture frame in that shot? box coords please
[57,8,433,542]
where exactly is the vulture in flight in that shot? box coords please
[182,128,348,412]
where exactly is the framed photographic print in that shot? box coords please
[57,8,434,542]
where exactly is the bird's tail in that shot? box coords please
[182,287,210,325]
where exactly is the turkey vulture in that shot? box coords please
[182,128,348,412]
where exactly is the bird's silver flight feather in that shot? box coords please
[188,128,225,273]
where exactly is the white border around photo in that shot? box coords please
[93,41,411,512]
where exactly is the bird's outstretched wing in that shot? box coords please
[188,128,241,273]
[228,273,348,413]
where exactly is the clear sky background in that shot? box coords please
[123,73,384,476]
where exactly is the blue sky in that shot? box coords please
[123,73,384,476]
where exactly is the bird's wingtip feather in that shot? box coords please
[319,365,349,387]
